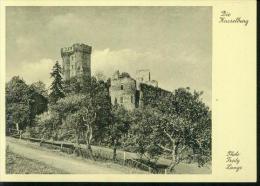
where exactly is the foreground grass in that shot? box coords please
[6,148,67,174]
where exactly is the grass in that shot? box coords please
[6,138,148,174]
[6,137,211,174]
[6,147,67,174]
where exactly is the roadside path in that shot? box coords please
[6,137,146,174]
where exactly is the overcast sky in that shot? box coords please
[6,6,212,107]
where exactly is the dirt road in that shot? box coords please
[6,137,146,174]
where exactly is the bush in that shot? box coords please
[35,111,60,140]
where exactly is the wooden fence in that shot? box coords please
[9,133,168,173]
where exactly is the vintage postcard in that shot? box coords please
[0,0,257,182]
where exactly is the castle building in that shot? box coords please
[109,71,137,110]
[61,43,92,81]
[109,70,159,110]
[61,43,159,111]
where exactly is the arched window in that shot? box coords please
[121,84,124,90]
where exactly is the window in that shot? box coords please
[131,96,134,103]
[120,97,123,103]
[114,98,117,105]
[71,65,74,69]
[121,84,124,90]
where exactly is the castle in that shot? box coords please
[61,43,159,110]
[61,43,92,81]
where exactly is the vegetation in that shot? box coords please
[6,147,66,174]
[127,86,211,171]
[49,61,65,104]
[90,77,112,145]
[6,63,211,173]
[6,76,48,133]
[52,94,97,159]
[110,105,131,161]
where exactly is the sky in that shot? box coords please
[6,6,212,107]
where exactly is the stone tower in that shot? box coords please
[61,43,92,81]
[109,70,137,111]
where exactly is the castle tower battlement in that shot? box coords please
[61,43,92,81]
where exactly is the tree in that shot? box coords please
[6,76,30,104]
[126,87,211,172]
[27,86,48,123]
[171,88,210,123]
[154,110,211,172]
[81,103,96,159]
[50,94,84,142]
[6,103,30,132]
[49,61,64,104]
[128,107,211,172]
[109,105,131,161]
[6,76,48,133]
[30,81,48,98]
[51,94,97,159]
[63,76,83,95]
[154,112,193,172]
[90,77,112,145]
[35,111,60,140]
[127,108,162,162]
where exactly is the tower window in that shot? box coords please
[121,85,124,90]
[115,98,117,104]
[120,97,123,103]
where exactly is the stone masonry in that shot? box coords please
[109,71,137,110]
[61,43,159,111]
[109,69,159,110]
[61,43,92,81]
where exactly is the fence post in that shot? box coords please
[165,169,167,174]
[148,167,151,173]
[123,151,126,166]
[19,130,22,140]
[61,143,63,151]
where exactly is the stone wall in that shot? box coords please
[60,44,165,112]
[109,72,136,111]
[138,83,172,109]
[62,55,70,81]
[61,43,92,81]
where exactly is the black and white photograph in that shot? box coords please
[5,5,213,175]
